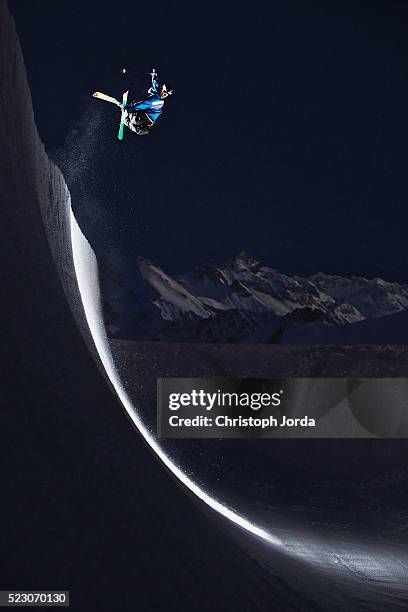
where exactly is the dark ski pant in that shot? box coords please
[123,110,151,135]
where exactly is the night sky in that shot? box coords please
[9,1,408,281]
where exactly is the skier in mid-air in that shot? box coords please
[92,68,173,138]
[123,69,173,135]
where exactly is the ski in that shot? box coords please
[118,90,129,141]
[92,90,129,140]
[92,91,122,107]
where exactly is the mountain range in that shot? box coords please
[102,252,408,344]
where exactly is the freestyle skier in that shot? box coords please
[124,69,173,135]
[92,69,173,138]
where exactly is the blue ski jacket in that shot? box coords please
[126,72,164,124]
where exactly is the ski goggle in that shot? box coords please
[162,84,173,96]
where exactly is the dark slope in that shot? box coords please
[0,3,303,611]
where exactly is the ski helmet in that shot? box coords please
[162,83,174,95]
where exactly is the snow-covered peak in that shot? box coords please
[229,251,261,270]
[137,256,212,319]
[179,254,346,320]
[310,272,408,318]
